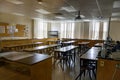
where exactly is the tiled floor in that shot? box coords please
[0,53,96,80]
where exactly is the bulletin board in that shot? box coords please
[14,24,26,37]
[0,22,26,37]
[0,22,9,37]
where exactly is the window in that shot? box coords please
[89,21,100,39]
[60,22,75,38]
[103,22,108,40]
[34,20,108,40]
[89,21,108,40]
[74,22,85,39]
[34,20,48,39]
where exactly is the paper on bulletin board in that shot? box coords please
[0,26,5,33]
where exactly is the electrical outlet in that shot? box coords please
[116,63,120,69]
[100,61,104,67]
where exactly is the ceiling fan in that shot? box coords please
[75,11,82,20]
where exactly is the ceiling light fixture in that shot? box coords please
[60,6,77,12]
[37,0,43,4]
[55,16,65,19]
[6,0,24,4]
[35,9,50,14]
[112,12,120,16]
[12,12,24,16]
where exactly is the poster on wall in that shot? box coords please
[0,26,5,33]
[7,26,16,34]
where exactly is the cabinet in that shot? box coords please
[2,53,52,80]
[97,59,120,80]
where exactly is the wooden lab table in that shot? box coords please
[23,44,61,55]
[4,42,43,51]
[0,52,52,80]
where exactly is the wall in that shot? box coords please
[74,22,89,39]
[97,59,120,80]
[0,12,32,39]
[110,21,120,41]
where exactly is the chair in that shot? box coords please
[59,52,73,69]
[75,59,96,80]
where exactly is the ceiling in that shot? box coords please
[0,0,120,20]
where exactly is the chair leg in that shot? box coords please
[83,70,86,77]
[75,73,80,80]
[92,69,96,78]
[75,70,85,80]
[88,70,92,80]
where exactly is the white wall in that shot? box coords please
[110,21,120,41]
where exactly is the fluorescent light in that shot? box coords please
[112,13,120,16]
[60,6,77,12]
[113,1,120,8]
[12,13,24,16]
[83,19,90,22]
[38,2,42,4]
[37,0,43,4]
[6,0,24,4]
[33,18,44,20]
[35,9,50,14]
[111,18,120,21]
[55,16,65,19]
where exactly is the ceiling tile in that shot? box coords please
[0,0,117,20]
